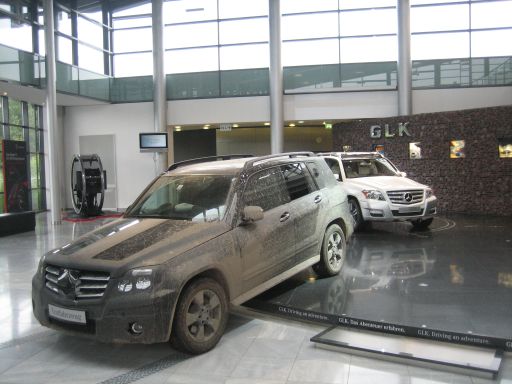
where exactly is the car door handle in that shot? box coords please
[314,195,322,204]
[280,212,290,222]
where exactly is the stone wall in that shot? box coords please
[332,105,512,215]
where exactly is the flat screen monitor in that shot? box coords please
[139,133,168,152]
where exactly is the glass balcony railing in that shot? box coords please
[1,43,511,103]
[412,57,512,88]
[284,62,398,93]
[0,44,43,87]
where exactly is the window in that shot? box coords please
[219,0,268,18]
[165,22,218,49]
[113,28,152,53]
[283,39,339,66]
[163,0,217,24]
[114,52,153,77]
[219,18,268,45]
[412,32,469,60]
[339,8,397,36]
[0,98,45,213]
[471,1,512,29]
[165,47,219,74]
[471,29,512,57]
[411,4,469,33]
[340,36,397,63]
[281,0,337,13]
[77,15,103,48]
[244,167,290,211]
[281,163,315,201]
[220,43,269,70]
[282,13,339,40]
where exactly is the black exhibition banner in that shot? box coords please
[245,300,512,352]
[2,140,29,212]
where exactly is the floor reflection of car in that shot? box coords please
[345,237,435,292]
[253,269,350,316]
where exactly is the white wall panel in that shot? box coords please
[63,102,155,209]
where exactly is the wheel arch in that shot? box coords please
[167,267,230,340]
[326,217,347,237]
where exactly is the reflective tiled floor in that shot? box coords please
[0,213,510,384]
[247,215,512,342]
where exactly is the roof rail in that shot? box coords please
[242,152,316,171]
[167,154,253,171]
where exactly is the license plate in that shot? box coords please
[399,206,421,214]
[48,304,86,324]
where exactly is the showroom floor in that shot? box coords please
[0,213,510,384]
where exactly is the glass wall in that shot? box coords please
[0,96,46,213]
[411,0,512,60]
[54,1,109,75]
[112,2,152,77]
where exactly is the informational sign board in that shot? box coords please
[2,140,29,212]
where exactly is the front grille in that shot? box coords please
[45,264,110,300]
[387,190,424,205]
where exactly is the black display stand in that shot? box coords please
[0,211,36,236]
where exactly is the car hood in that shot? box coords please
[345,176,428,191]
[43,217,230,276]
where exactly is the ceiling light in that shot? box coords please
[264,122,270,126]
[203,124,210,129]
[298,121,304,124]
[233,124,239,128]
[289,123,296,127]
[175,125,181,129]
[175,127,181,132]
[2,92,7,96]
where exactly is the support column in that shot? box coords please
[43,0,62,225]
[152,0,170,173]
[397,0,412,116]
[269,0,283,154]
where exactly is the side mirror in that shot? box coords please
[334,173,340,181]
[399,172,407,177]
[241,206,264,224]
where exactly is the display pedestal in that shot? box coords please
[311,326,502,379]
[0,211,36,236]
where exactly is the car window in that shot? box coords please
[128,174,234,221]
[243,167,290,211]
[342,158,397,178]
[280,162,316,201]
[322,158,342,182]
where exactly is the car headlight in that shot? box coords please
[425,188,434,198]
[362,190,385,201]
[117,268,154,293]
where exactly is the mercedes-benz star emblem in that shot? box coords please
[57,269,81,298]
[404,192,413,202]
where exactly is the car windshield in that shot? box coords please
[342,158,398,178]
[127,174,235,222]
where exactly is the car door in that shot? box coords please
[234,166,295,292]
[280,162,323,264]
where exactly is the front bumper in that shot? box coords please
[31,274,178,344]
[360,197,438,222]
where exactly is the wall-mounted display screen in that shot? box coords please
[139,133,168,152]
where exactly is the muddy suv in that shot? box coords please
[320,152,437,230]
[32,153,353,354]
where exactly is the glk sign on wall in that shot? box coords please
[371,123,411,138]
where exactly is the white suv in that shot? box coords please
[320,152,437,230]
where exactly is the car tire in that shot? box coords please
[313,224,346,278]
[411,217,433,230]
[170,277,228,355]
[348,198,365,231]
